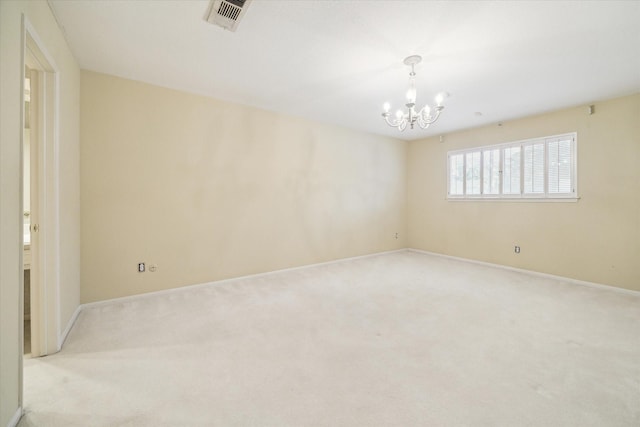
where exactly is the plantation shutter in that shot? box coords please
[483,149,500,195]
[449,154,464,196]
[502,146,521,195]
[446,132,576,201]
[548,137,573,195]
[465,151,481,195]
[523,142,545,194]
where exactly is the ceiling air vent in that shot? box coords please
[203,0,252,32]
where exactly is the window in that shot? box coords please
[447,133,577,200]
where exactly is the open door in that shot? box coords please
[22,22,61,358]
[22,67,34,357]
[23,63,42,357]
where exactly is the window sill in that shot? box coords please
[446,196,580,203]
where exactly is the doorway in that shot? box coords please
[21,18,61,360]
[23,67,33,356]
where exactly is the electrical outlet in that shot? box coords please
[149,264,157,273]
[138,262,145,272]
[514,246,520,254]
[395,232,399,240]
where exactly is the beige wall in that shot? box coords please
[408,94,640,291]
[0,1,81,425]
[80,71,407,303]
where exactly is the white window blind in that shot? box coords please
[523,142,545,195]
[447,132,577,200]
[449,154,464,196]
[548,137,573,195]
[483,149,500,195]
[503,146,521,195]
[465,151,481,195]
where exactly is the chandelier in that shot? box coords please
[382,55,446,131]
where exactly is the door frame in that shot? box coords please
[20,15,61,365]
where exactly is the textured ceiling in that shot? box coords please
[49,0,640,141]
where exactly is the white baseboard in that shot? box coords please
[58,305,82,350]
[408,248,640,297]
[7,407,22,427]
[82,249,407,309]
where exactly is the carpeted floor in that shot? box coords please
[19,250,640,426]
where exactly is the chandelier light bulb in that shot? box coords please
[395,110,404,119]
[406,88,416,104]
[383,102,390,113]
[435,92,445,106]
[406,79,417,104]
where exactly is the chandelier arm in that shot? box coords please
[382,113,408,130]
[418,105,444,126]
[382,114,399,127]
[429,106,444,123]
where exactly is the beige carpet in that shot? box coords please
[19,250,640,426]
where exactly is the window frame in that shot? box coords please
[447,132,578,202]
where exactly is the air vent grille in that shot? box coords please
[218,2,241,21]
[203,0,252,32]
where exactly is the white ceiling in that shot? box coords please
[49,0,640,141]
